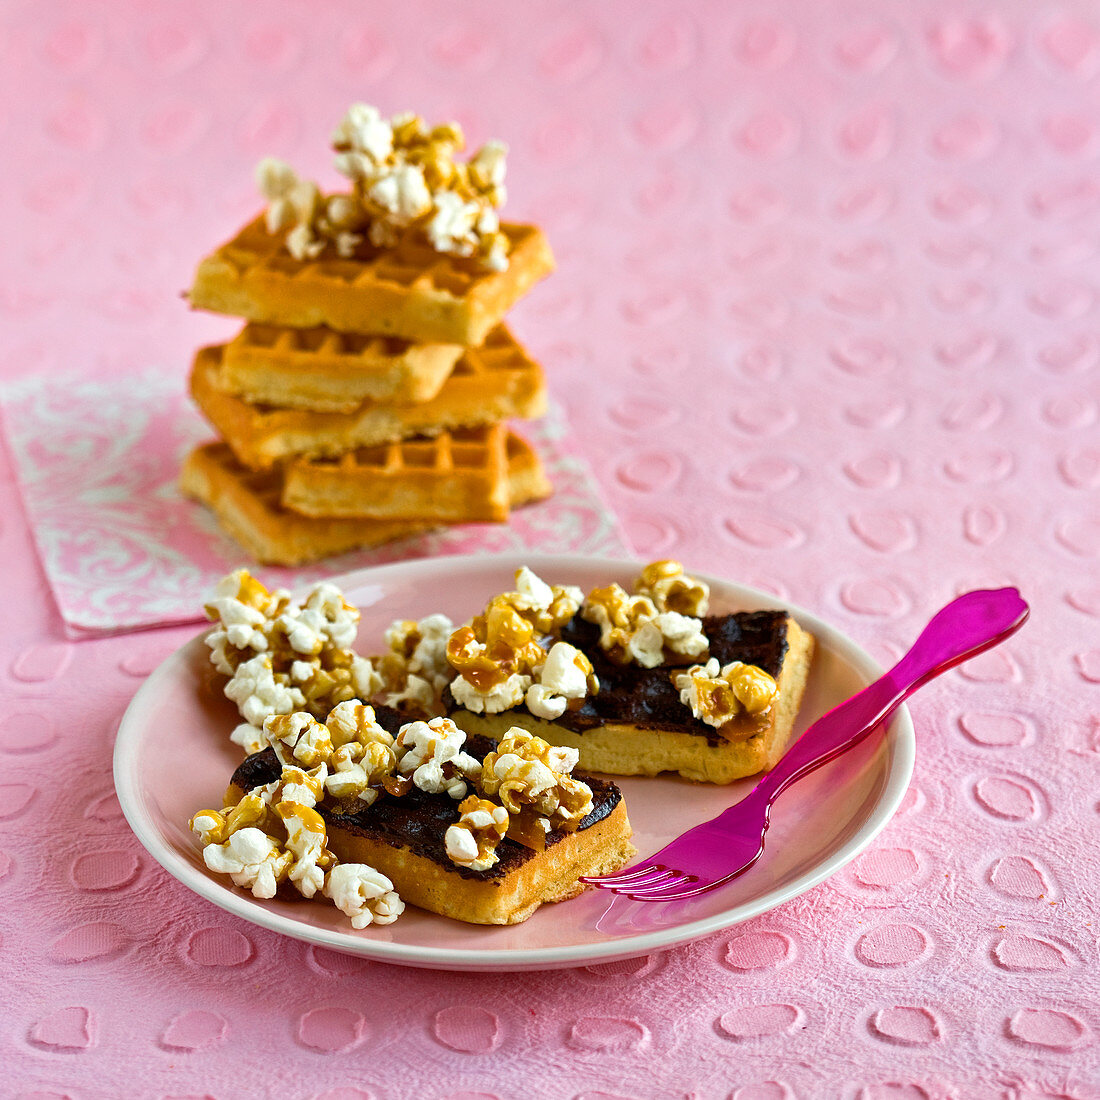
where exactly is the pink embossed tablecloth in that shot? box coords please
[3,1,1099,1097]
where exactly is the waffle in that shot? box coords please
[227,737,634,926]
[215,323,463,412]
[180,434,553,566]
[282,423,512,522]
[190,325,547,469]
[449,612,816,785]
[188,213,555,346]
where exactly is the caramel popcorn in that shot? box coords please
[635,560,710,617]
[672,658,778,737]
[498,566,584,636]
[201,828,293,899]
[395,717,481,799]
[264,711,334,769]
[256,157,366,261]
[324,702,397,806]
[276,802,336,898]
[377,613,455,715]
[256,103,511,270]
[189,790,272,847]
[525,642,598,720]
[268,763,329,809]
[204,571,384,753]
[326,699,394,751]
[445,567,585,715]
[445,795,510,872]
[581,582,708,668]
[479,728,593,831]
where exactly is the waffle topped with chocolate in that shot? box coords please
[229,734,625,886]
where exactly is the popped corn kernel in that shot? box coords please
[635,560,710,617]
[445,795,510,872]
[581,583,708,668]
[672,658,778,736]
[395,716,481,799]
[269,763,329,809]
[324,863,404,928]
[324,741,394,806]
[479,728,593,831]
[201,827,292,899]
[525,642,598,720]
[264,711,334,769]
[189,789,272,846]
[225,653,306,728]
[276,802,335,899]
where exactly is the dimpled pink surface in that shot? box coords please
[2,0,1099,1096]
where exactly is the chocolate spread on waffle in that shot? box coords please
[229,723,622,884]
[551,610,791,744]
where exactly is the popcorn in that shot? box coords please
[395,717,481,799]
[326,699,394,751]
[331,103,394,164]
[525,642,597,721]
[189,788,273,845]
[201,827,292,899]
[445,598,547,714]
[230,721,268,756]
[276,802,334,899]
[324,864,404,928]
[501,566,584,636]
[378,613,455,714]
[672,658,778,735]
[225,654,307,728]
[635,560,710,617]
[450,670,531,715]
[264,712,334,769]
[323,704,396,804]
[259,103,512,270]
[582,582,708,668]
[204,571,385,751]
[479,728,592,831]
[257,158,366,261]
[445,795,510,872]
[269,763,329,809]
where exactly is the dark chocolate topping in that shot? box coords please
[546,610,790,740]
[228,732,622,883]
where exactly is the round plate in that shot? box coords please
[114,553,915,972]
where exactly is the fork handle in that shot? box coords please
[748,587,1029,805]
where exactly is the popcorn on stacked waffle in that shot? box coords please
[182,105,556,565]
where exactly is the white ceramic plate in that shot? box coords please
[114,553,915,972]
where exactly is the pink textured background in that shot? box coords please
[2,1,1099,1096]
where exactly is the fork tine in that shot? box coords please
[617,874,699,900]
[580,863,665,886]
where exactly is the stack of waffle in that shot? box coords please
[181,212,555,566]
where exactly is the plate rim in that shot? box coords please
[113,550,915,971]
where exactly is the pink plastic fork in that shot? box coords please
[581,587,1029,902]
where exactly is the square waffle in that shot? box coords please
[180,433,552,566]
[282,423,511,523]
[215,323,463,412]
[449,612,816,785]
[188,213,554,346]
[226,735,634,926]
[190,325,548,469]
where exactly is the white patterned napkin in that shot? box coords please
[1,372,627,635]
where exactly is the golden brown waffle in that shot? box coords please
[282,423,511,522]
[188,213,554,346]
[190,325,547,469]
[181,435,552,566]
[215,323,463,412]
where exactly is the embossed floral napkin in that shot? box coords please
[0,372,627,635]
